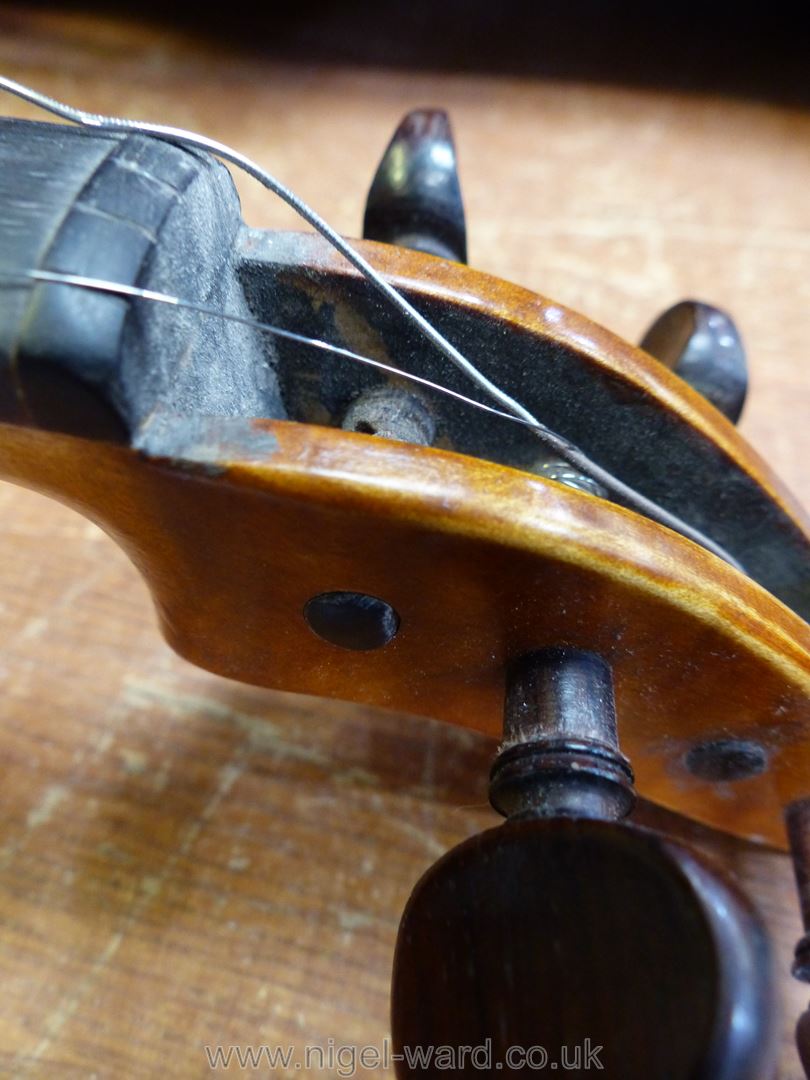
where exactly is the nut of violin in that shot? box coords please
[363,108,467,264]
[640,300,747,423]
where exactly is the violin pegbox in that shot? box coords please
[0,89,809,1077]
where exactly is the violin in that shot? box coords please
[1,76,809,1079]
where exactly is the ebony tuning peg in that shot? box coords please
[391,649,777,1079]
[640,300,748,423]
[785,800,810,1077]
[363,109,467,264]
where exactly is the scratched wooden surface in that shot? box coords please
[0,8,808,1079]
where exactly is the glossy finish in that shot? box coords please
[363,109,467,263]
[0,417,808,846]
[240,232,810,620]
[0,24,809,1076]
[489,648,635,821]
[640,300,748,423]
[392,818,776,1079]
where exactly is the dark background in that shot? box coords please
[8,2,810,105]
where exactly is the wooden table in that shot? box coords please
[0,8,808,1077]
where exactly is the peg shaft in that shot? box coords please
[489,648,635,822]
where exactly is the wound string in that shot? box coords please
[0,267,744,571]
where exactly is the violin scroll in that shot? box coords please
[0,90,808,1078]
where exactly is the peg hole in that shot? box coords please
[685,738,767,782]
[304,591,400,651]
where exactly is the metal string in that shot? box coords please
[0,270,535,428]
[0,76,540,426]
[0,269,743,571]
[0,77,743,570]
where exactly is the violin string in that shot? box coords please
[0,267,743,571]
[0,270,532,426]
[0,77,741,568]
[0,76,541,430]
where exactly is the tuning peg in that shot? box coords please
[391,648,777,1079]
[488,649,635,822]
[363,109,467,264]
[640,300,747,423]
[785,800,810,1077]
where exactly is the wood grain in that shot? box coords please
[0,8,809,1079]
[392,819,777,1078]
[1,416,808,848]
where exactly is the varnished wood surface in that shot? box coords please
[0,8,809,1078]
[1,416,808,848]
[393,819,777,1078]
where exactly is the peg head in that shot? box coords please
[392,818,776,1078]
